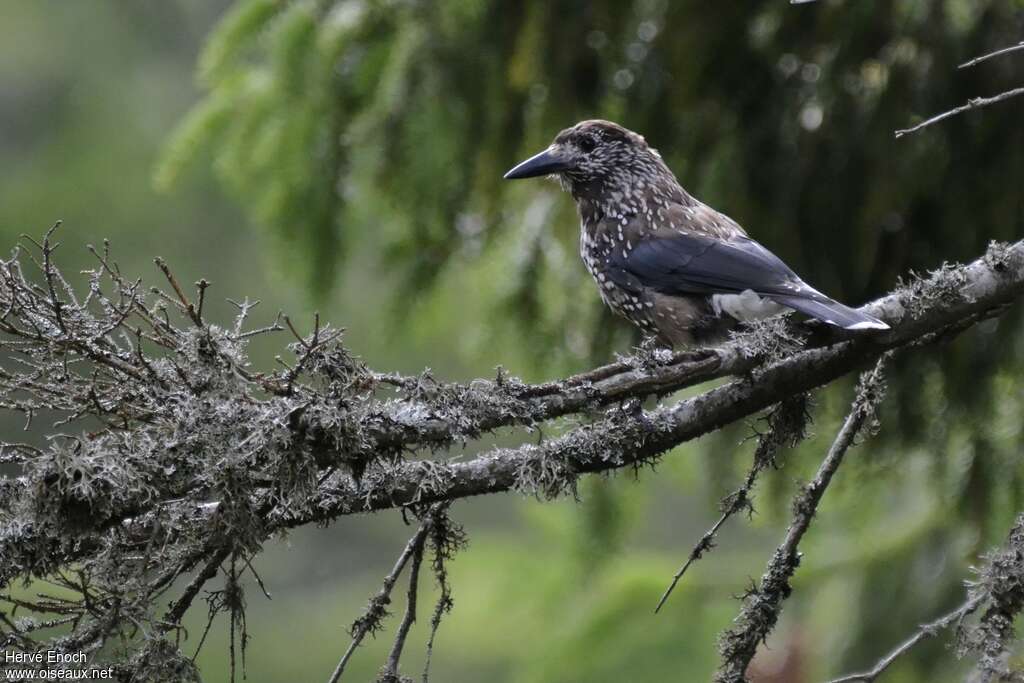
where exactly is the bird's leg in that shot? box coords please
[631,335,675,371]
[612,395,658,434]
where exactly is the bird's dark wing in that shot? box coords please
[604,231,890,331]
[606,233,806,298]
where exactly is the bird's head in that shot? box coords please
[504,120,673,202]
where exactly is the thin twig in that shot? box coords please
[826,595,983,683]
[959,41,1024,69]
[421,504,463,683]
[381,534,426,682]
[154,257,202,327]
[283,315,309,349]
[195,279,209,324]
[656,510,732,613]
[655,395,808,613]
[164,547,232,628]
[895,87,1024,138]
[327,521,431,683]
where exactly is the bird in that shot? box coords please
[503,119,889,347]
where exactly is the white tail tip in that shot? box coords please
[846,320,890,331]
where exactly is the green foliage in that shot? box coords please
[197,0,282,86]
[161,0,1023,357]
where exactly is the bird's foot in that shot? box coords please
[632,336,674,370]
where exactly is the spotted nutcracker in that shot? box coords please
[504,119,888,347]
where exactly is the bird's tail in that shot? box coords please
[770,294,889,331]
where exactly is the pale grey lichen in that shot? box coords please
[513,445,580,500]
[728,315,806,364]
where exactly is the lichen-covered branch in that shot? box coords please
[958,513,1024,680]
[1,232,1023,678]
[714,357,889,683]
[829,512,1024,683]
[327,517,429,683]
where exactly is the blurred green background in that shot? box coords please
[2,1,1024,681]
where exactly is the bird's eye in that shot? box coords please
[578,136,597,153]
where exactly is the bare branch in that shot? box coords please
[826,596,983,683]
[959,41,1024,69]
[164,547,233,628]
[379,531,425,683]
[895,87,1024,138]
[154,257,202,327]
[327,521,432,683]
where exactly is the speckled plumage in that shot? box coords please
[505,120,888,347]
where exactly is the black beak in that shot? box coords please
[503,148,571,180]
